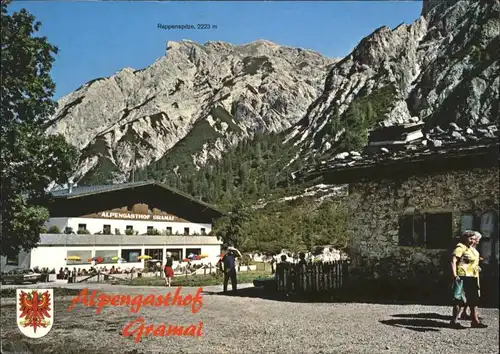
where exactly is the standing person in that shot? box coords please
[450,230,488,329]
[156,261,161,277]
[164,252,174,287]
[461,240,484,320]
[298,252,307,266]
[275,255,289,279]
[222,248,238,293]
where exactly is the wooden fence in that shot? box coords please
[276,260,349,296]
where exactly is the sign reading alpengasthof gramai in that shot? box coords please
[99,212,175,221]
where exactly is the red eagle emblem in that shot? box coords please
[18,290,52,333]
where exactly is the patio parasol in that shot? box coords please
[111,256,119,261]
[66,256,81,261]
[137,255,152,260]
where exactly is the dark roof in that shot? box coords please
[49,180,225,215]
[50,180,150,198]
[296,124,499,183]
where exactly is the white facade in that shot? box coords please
[30,244,221,271]
[46,217,211,236]
[0,181,224,274]
[1,234,222,272]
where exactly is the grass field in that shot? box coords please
[112,270,274,287]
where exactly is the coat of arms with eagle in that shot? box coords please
[16,289,54,338]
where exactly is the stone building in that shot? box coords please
[298,123,499,302]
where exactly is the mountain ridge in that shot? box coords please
[48,0,499,204]
[47,39,337,183]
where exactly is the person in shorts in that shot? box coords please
[164,252,174,287]
[450,230,488,329]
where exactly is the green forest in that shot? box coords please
[82,85,398,253]
[133,85,397,209]
[135,131,304,209]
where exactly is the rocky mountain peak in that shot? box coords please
[286,0,498,159]
[47,0,497,187]
[421,0,461,16]
[49,39,335,183]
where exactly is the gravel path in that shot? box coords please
[1,285,498,354]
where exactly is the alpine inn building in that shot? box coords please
[1,181,224,272]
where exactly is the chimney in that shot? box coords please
[68,178,74,194]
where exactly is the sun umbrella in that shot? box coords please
[137,255,152,260]
[111,256,119,261]
[66,256,81,261]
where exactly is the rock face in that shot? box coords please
[286,0,499,158]
[47,40,335,182]
[48,0,498,184]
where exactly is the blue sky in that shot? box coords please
[10,1,423,100]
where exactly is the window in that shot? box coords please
[166,227,172,235]
[66,250,92,265]
[145,248,163,261]
[186,248,202,257]
[125,225,134,235]
[121,249,141,263]
[184,227,190,235]
[6,255,19,266]
[95,250,119,263]
[167,248,183,261]
[103,225,111,234]
[398,211,453,249]
[64,226,74,234]
[200,228,206,235]
[479,210,499,264]
[147,226,154,234]
[78,224,87,231]
[460,214,474,233]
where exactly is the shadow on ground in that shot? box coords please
[379,312,483,332]
[379,314,452,332]
[202,286,449,305]
[203,285,499,308]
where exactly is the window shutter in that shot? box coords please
[425,212,453,249]
[398,215,414,246]
[413,212,425,246]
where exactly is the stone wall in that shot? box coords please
[342,165,498,301]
